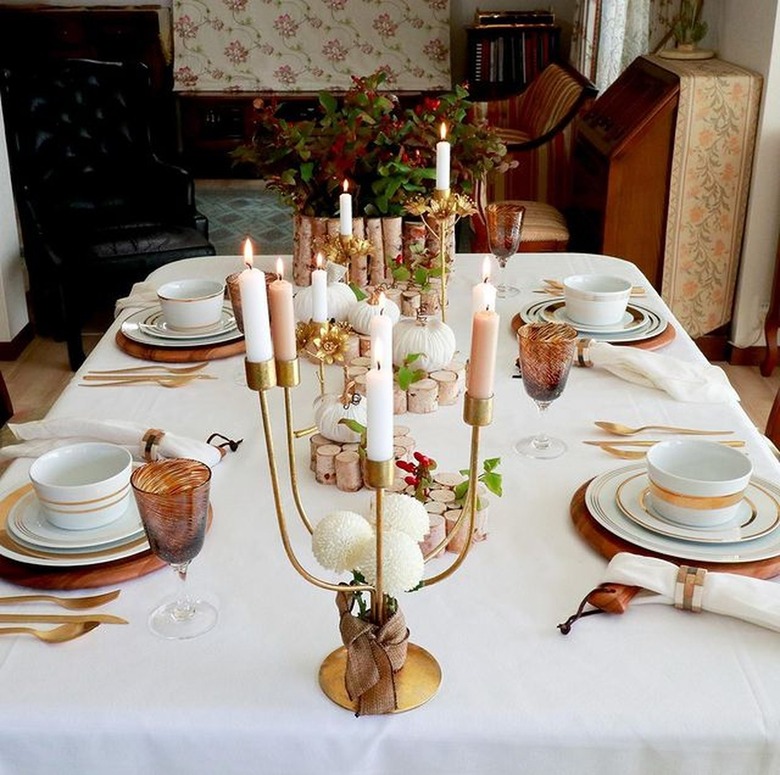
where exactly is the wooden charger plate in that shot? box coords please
[0,483,214,590]
[510,313,676,351]
[570,479,780,579]
[115,330,245,363]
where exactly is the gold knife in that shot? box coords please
[0,613,127,625]
[583,440,745,448]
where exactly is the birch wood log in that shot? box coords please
[385,287,403,308]
[403,221,426,262]
[407,378,438,413]
[309,433,333,471]
[366,218,384,286]
[421,514,446,558]
[430,370,459,405]
[393,383,408,414]
[335,450,362,492]
[315,444,341,485]
[400,290,421,318]
[382,217,403,283]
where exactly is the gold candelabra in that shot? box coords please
[406,190,476,323]
[248,353,492,714]
[320,233,373,286]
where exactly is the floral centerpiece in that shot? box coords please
[232,70,510,217]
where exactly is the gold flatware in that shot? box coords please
[583,440,746,448]
[0,590,120,609]
[82,374,215,382]
[594,421,734,437]
[0,621,100,643]
[0,613,127,625]
[596,442,746,460]
[80,376,208,389]
[88,363,208,375]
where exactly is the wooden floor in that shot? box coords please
[1,332,779,435]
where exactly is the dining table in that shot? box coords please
[1,251,780,775]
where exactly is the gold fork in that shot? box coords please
[88,363,208,375]
[0,589,120,610]
[80,376,208,388]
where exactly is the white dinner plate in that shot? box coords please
[121,304,242,348]
[6,487,144,553]
[520,298,667,344]
[614,470,780,543]
[138,307,237,340]
[539,300,648,334]
[0,484,149,567]
[585,464,780,563]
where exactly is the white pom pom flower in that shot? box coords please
[365,492,430,542]
[352,529,425,598]
[312,510,374,573]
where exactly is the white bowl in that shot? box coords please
[563,274,632,326]
[646,440,753,528]
[29,442,133,530]
[157,278,225,331]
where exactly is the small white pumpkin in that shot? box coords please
[294,281,357,323]
[392,316,456,373]
[347,289,401,335]
[314,391,367,443]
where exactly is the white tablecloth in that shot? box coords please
[1,253,779,775]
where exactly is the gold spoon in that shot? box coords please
[88,363,208,375]
[82,374,215,382]
[0,590,120,610]
[0,621,100,643]
[583,440,745,448]
[595,421,734,437]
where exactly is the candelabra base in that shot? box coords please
[318,643,442,713]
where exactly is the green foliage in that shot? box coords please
[672,0,708,44]
[232,71,508,217]
[396,353,427,391]
[454,457,503,506]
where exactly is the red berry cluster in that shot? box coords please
[397,451,436,500]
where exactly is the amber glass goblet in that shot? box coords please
[515,322,578,459]
[486,202,525,298]
[131,459,217,639]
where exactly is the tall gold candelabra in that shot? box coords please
[407,190,476,323]
[247,354,492,714]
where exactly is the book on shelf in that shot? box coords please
[474,9,556,26]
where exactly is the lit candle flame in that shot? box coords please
[276,257,284,281]
[440,122,447,141]
[243,238,254,268]
[315,252,323,270]
[342,179,349,193]
[373,338,383,371]
[482,256,491,284]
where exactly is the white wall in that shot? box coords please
[0,97,28,342]
[720,0,780,348]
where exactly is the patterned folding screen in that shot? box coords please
[172,0,451,91]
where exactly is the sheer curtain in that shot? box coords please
[571,0,677,92]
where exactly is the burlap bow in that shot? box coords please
[336,589,409,716]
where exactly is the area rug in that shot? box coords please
[195,184,294,256]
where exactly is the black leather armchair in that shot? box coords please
[0,58,216,369]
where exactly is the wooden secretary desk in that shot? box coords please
[569,55,762,339]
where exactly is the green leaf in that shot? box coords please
[339,418,366,436]
[300,162,315,183]
[482,472,503,497]
[397,367,413,391]
[403,352,424,367]
[392,266,411,282]
[483,457,501,472]
[453,481,468,501]
[349,283,367,301]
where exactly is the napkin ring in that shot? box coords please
[674,565,707,613]
[577,339,594,368]
[142,428,165,462]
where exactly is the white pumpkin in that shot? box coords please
[392,317,456,373]
[347,293,401,335]
[314,392,367,443]
[294,281,357,323]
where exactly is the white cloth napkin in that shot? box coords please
[581,339,739,403]
[598,552,780,632]
[114,282,159,317]
[1,418,224,467]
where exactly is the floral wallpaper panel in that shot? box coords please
[172,0,451,92]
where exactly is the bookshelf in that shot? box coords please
[466,10,560,100]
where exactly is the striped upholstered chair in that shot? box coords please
[472,62,597,211]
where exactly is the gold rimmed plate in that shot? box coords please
[121,304,242,348]
[538,299,648,334]
[6,485,144,554]
[614,471,779,543]
[585,465,780,563]
[0,485,149,567]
